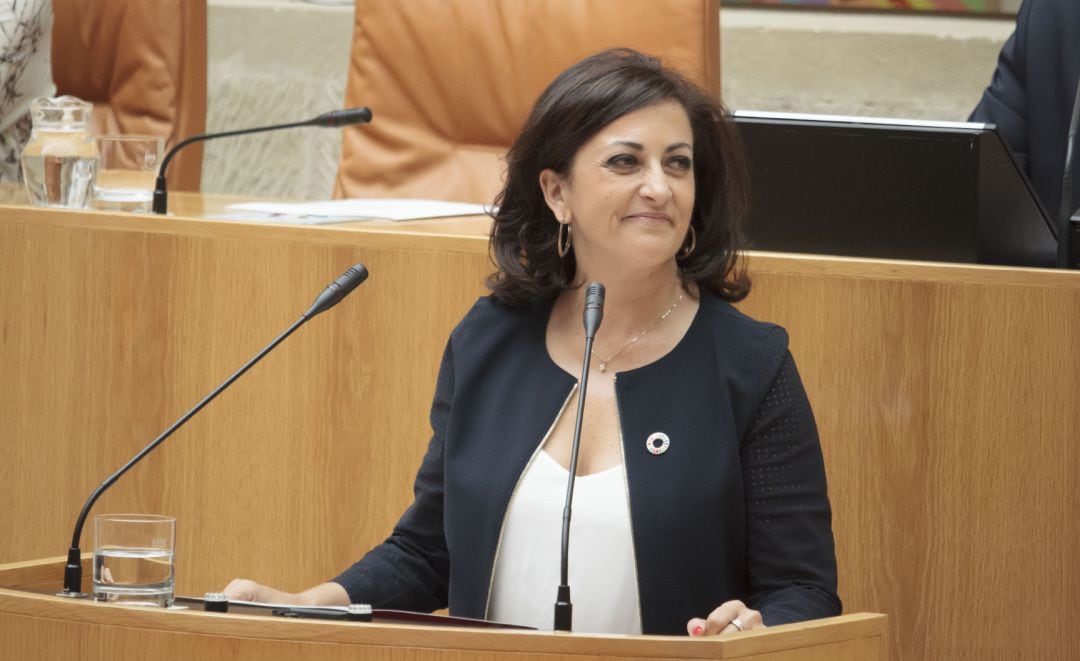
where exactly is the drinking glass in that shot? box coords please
[93,514,176,607]
[90,135,163,212]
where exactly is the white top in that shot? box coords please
[487,450,642,634]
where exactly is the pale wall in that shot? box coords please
[203,1,1017,200]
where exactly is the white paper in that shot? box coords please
[225,198,491,224]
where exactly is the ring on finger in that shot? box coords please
[730,617,744,632]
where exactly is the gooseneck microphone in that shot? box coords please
[305,264,369,318]
[59,264,369,598]
[151,107,374,215]
[1056,73,1080,268]
[554,282,605,632]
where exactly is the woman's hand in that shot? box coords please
[222,578,298,604]
[687,600,765,636]
[222,579,350,607]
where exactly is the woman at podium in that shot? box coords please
[225,48,841,636]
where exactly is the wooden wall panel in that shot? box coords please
[0,207,491,598]
[1,205,1078,660]
[737,256,1080,660]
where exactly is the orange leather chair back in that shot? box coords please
[335,0,720,204]
[52,0,208,192]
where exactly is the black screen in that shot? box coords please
[734,112,1056,267]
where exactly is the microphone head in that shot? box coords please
[583,282,605,338]
[335,263,369,294]
[585,282,605,309]
[304,263,369,317]
[311,107,374,128]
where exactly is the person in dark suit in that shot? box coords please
[970,0,1080,220]
[223,48,841,636]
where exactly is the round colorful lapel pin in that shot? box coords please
[645,432,670,456]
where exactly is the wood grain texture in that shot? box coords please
[0,611,884,661]
[1,203,1076,660]
[736,255,1080,661]
[0,559,887,661]
[0,205,485,598]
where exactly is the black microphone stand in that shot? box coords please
[554,282,605,632]
[1056,73,1080,269]
[59,264,368,597]
[152,108,373,215]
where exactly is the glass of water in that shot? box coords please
[93,514,176,607]
[90,135,163,213]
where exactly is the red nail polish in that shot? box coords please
[691,625,703,636]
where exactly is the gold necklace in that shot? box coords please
[591,291,685,374]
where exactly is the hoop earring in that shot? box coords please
[678,225,697,259]
[557,222,573,258]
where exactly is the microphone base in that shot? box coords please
[152,178,168,215]
[554,585,572,632]
[62,547,84,597]
[1067,210,1080,269]
[55,590,89,599]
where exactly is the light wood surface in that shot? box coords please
[0,558,886,661]
[1,201,1077,660]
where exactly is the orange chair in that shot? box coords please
[51,0,208,192]
[334,0,720,204]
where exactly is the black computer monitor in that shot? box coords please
[733,111,1057,267]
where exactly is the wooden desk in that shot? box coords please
[1,202,1077,660]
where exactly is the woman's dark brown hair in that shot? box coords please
[487,48,751,306]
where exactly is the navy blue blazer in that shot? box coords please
[334,292,841,634]
[970,0,1080,219]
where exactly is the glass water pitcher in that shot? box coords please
[21,96,97,208]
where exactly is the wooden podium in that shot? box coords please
[0,557,886,661]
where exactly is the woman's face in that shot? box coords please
[540,99,695,272]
